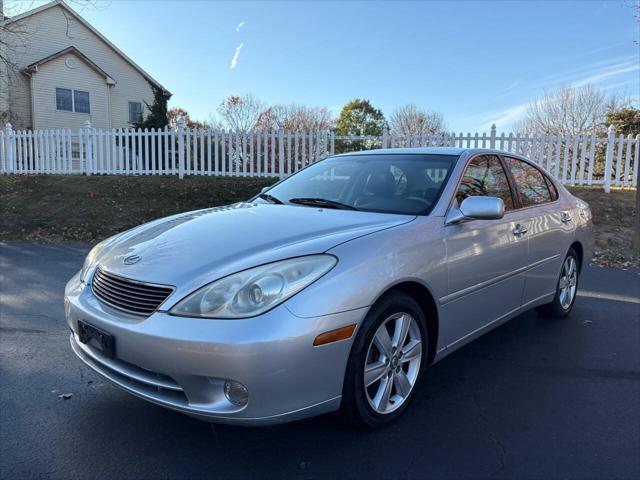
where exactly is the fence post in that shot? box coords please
[278,128,285,178]
[604,124,615,193]
[83,120,93,175]
[4,123,14,173]
[490,124,497,149]
[177,116,185,179]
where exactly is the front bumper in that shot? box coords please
[65,272,366,425]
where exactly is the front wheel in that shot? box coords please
[341,292,427,428]
[536,248,580,318]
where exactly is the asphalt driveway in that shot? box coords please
[1,242,639,480]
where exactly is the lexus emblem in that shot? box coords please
[123,255,141,265]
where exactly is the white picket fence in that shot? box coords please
[1,120,638,192]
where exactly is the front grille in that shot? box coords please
[91,268,174,316]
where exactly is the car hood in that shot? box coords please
[93,202,414,296]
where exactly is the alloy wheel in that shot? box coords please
[559,256,578,310]
[363,312,422,414]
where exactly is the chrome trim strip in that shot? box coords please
[93,267,176,290]
[440,254,560,304]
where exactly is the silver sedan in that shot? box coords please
[65,148,594,427]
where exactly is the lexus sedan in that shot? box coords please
[65,148,593,427]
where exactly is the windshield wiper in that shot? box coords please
[258,193,283,204]
[289,197,358,211]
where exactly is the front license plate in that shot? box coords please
[78,320,115,358]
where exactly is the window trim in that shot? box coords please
[450,153,518,213]
[500,154,559,211]
[55,87,90,114]
[128,101,143,123]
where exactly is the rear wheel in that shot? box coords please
[536,248,580,318]
[341,292,427,428]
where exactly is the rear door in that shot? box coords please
[502,156,574,306]
[441,154,529,348]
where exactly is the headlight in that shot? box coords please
[169,255,337,319]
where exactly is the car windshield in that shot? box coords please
[258,154,458,215]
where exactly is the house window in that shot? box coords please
[129,101,142,123]
[56,88,73,111]
[74,90,90,113]
[56,88,90,113]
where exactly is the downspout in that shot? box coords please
[29,73,35,130]
[22,67,36,130]
[107,83,113,129]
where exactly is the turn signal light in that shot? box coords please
[313,324,356,346]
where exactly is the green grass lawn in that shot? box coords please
[1,175,637,268]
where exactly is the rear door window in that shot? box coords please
[504,157,553,207]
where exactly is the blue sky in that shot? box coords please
[20,0,640,131]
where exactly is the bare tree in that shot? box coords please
[1,0,31,123]
[167,107,213,130]
[515,84,627,135]
[255,104,334,131]
[217,94,264,131]
[389,104,447,137]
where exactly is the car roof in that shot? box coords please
[334,147,509,157]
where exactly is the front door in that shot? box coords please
[440,154,529,349]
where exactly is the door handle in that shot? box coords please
[561,212,573,224]
[512,224,528,236]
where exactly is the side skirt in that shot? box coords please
[432,291,555,364]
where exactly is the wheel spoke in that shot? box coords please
[559,288,567,306]
[401,339,422,362]
[394,370,412,398]
[373,326,393,358]
[392,314,411,349]
[566,258,575,277]
[373,375,393,412]
[364,360,387,387]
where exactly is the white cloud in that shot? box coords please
[236,21,245,32]
[230,43,243,69]
[572,61,639,87]
[538,56,639,89]
[468,102,530,131]
[497,79,521,97]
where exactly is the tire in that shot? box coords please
[536,248,580,318]
[341,291,428,428]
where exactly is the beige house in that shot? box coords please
[0,0,170,131]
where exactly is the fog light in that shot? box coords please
[224,380,248,406]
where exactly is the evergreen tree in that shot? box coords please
[335,99,387,152]
[133,86,169,130]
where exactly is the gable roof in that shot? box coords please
[4,0,171,96]
[24,46,117,85]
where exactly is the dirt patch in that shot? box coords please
[568,187,639,269]
[1,176,637,268]
[0,175,276,244]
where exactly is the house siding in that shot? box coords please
[31,53,111,130]
[4,3,156,130]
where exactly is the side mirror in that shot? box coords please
[445,196,505,225]
[260,186,270,194]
